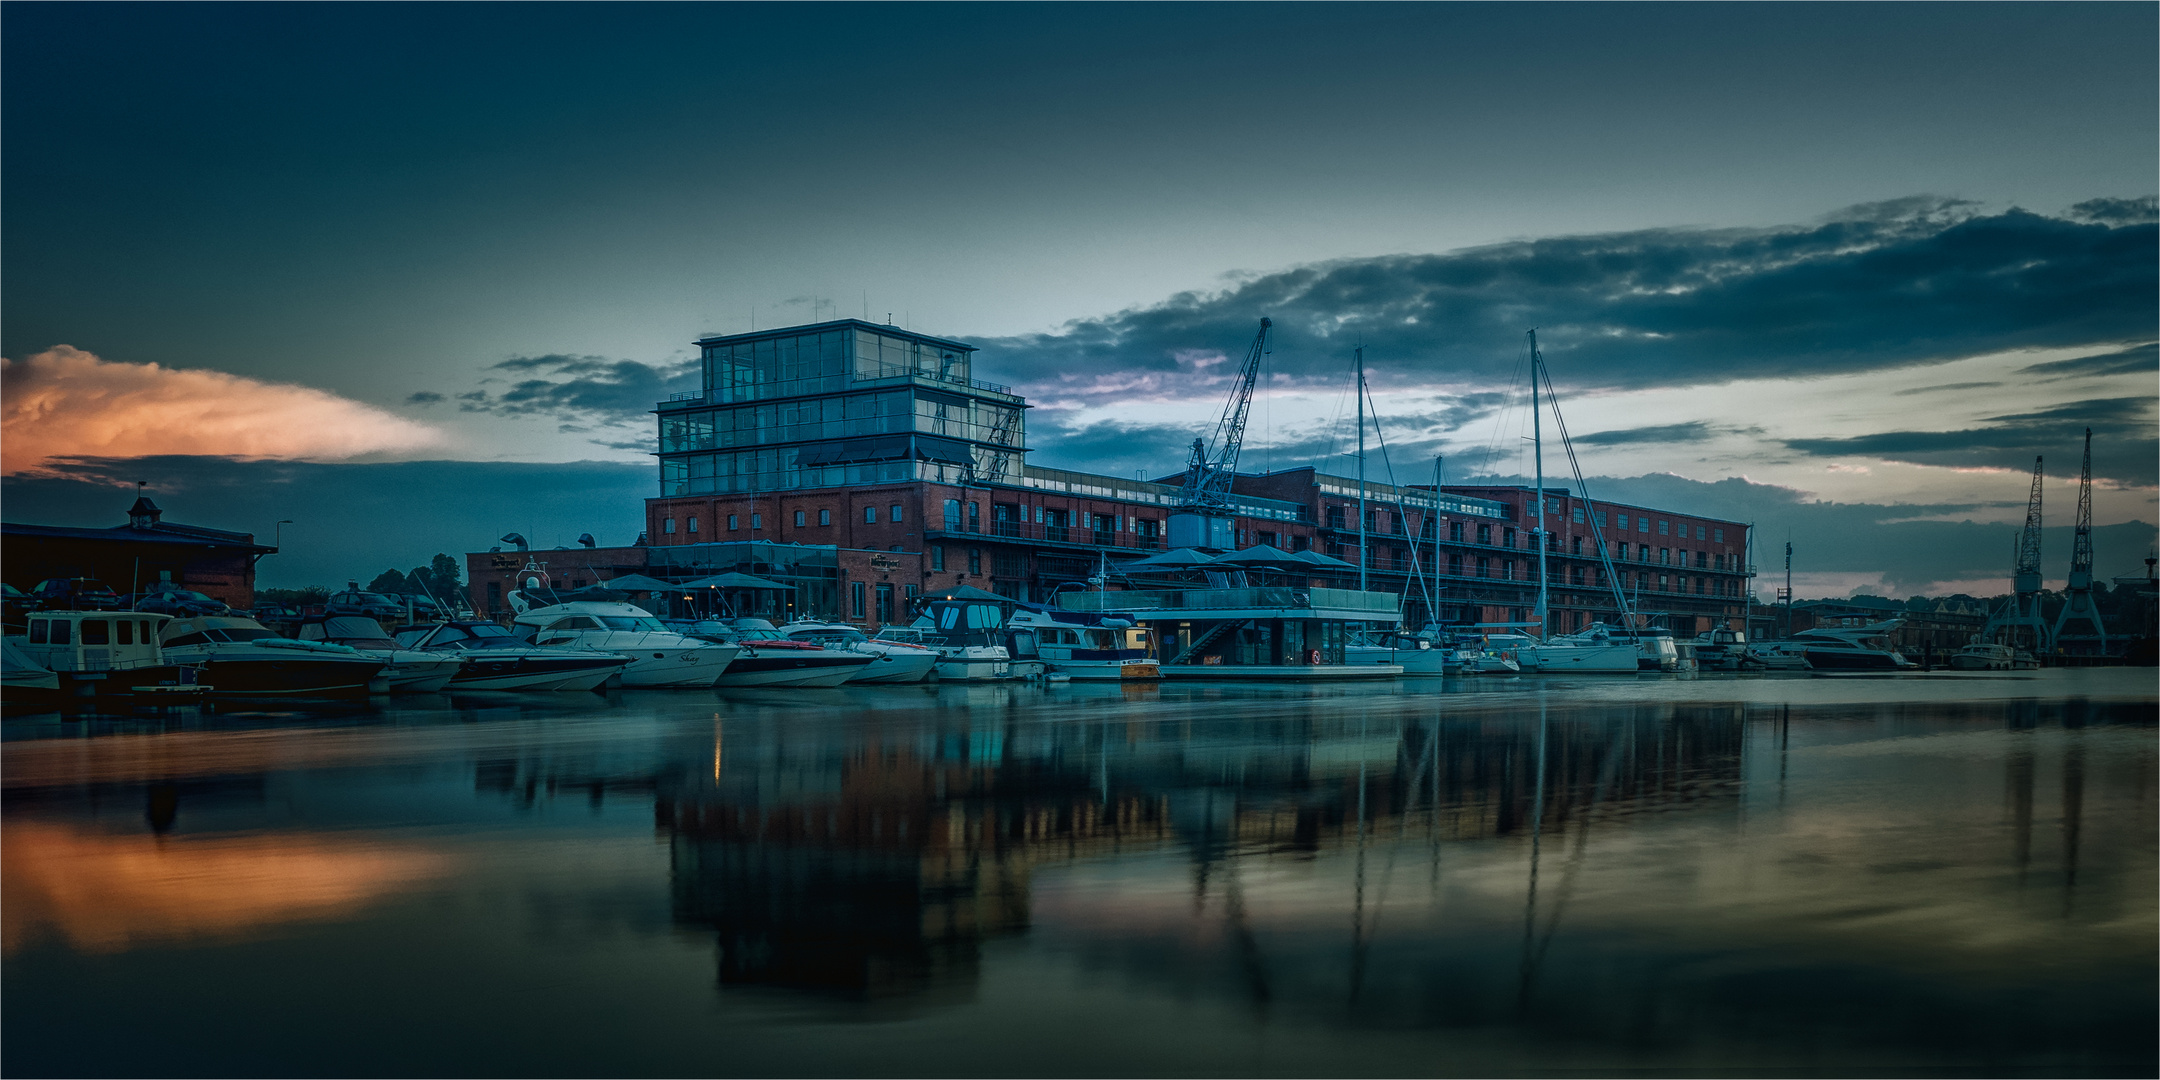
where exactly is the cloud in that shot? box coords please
[2066,196,2158,226]
[454,353,697,427]
[1780,396,2158,486]
[1572,422,1717,446]
[972,201,2158,405]
[406,391,446,405]
[2014,342,2157,381]
[1891,381,2003,397]
[0,346,441,475]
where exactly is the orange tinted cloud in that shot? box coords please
[1,345,441,473]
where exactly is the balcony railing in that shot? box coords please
[939,521,1164,551]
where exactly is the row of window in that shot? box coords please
[25,617,161,646]
[662,502,911,536]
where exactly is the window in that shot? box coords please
[1450,521,1464,543]
[1696,525,1707,540]
[80,619,108,645]
[1420,517,1435,539]
[967,548,981,574]
[51,620,71,645]
[1714,528,1724,543]
[1502,560,1514,580]
[117,621,133,646]
[890,504,903,523]
[1476,557,1490,578]
[968,502,980,531]
[1658,520,1669,535]
[728,514,739,531]
[795,510,807,527]
[751,513,762,529]
[1503,528,1516,549]
[1327,506,1346,530]
[1572,507,1585,524]
[1637,516,1648,532]
[1572,536,1584,555]
[664,518,676,534]
[932,546,946,571]
[819,509,831,526]
[1477,524,1491,545]
[864,506,877,524]
[875,584,893,624]
[1660,548,1670,564]
[1695,551,1708,568]
[943,499,962,530]
[851,581,867,619]
[1448,554,1463,575]
[28,620,47,644]
[688,516,698,533]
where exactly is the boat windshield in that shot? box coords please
[598,615,667,632]
[733,629,784,641]
[792,629,865,645]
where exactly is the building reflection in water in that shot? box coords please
[654,694,1751,1010]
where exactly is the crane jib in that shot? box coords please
[1179,317,1272,511]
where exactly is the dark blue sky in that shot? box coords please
[3,3,2154,593]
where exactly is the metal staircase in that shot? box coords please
[1169,619,1250,665]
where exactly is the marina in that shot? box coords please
[3,670,2152,1077]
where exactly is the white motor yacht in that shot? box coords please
[775,621,939,684]
[1949,640,2038,671]
[1790,619,1916,671]
[1006,605,1160,680]
[395,620,628,691]
[513,602,739,688]
[1523,623,1643,673]
[703,619,874,687]
[874,626,1011,682]
[161,615,385,697]
[1347,630,1451,675]
[296,615,463,692]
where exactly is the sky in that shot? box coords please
[3,3,2154,595]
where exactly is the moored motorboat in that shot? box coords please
[394,620,629,691]
[513,601,740,687]
[1007,604,1160,680]
[703,619,873,687]
[1949,640,2036,671]
[160,615,384,697]
[296,615,463,692]
[1347,630,1451,675]
[1792,619,1916,671]
[775,621,939,684]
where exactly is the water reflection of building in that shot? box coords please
[653,699,1749,1008]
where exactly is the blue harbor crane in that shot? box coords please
[1169,318,1271,550]
[2052,428,2106,652]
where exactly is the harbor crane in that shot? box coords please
[1982,455,2052,651]
[2052,427,2107,651]
[1170,317,1271,549]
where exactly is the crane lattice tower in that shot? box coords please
[2051,427,2107,652]
[1982,455,2053,651]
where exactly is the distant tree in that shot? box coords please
[258,586,330,605]
[367,569,409,594]
[430,553,463,596]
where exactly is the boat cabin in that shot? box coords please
[19,610,173,674]
[1056,586,1403,679]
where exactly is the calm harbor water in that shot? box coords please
[4,670,2154,1078]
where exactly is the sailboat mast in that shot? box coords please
[1433,453,1443,627]
[1530,330,1548,639]
[1356,345,1368,592]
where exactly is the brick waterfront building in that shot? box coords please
[476,319,1758,633]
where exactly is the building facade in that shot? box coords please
[2,497,275,608]
[632,321,1757,633]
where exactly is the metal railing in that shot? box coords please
[1058,587,1401,615]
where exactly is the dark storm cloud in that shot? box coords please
[975,202,2158,404]
[1780,396,2157,485]
[3,456,652,588]
[457,354,697,424]
[2015,342,2157,381]
[406,391,446,405]
[1572,422,1717,447]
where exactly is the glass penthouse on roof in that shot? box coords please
[656,320,1026,497]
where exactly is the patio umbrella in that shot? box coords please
[1212,544,1309,571]
[1119,547,1221,570]
[596,573,679,592]
[917,583,1010,602]
[678,572,795,591]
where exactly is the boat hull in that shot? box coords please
[449,655,622,692]
[934,658,1012,682]
[188,656,382,697]
[841,651,938,684]
[1047,658,1161,681]
[715,654,870,688]
[1801,648,1913,671]
[1521,644,1640,673]
[1346,646,1449,675]
[1161,663,1401,681]
[617,647,737,688]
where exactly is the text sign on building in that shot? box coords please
[869,555,901,572]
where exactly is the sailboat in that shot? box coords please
[1514,331,1672,674]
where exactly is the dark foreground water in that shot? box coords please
[4,670,2154,1078]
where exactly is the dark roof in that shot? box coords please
[2,519,275,553]
[693,318,978,354]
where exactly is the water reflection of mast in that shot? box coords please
[1517,694,1548,1012]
